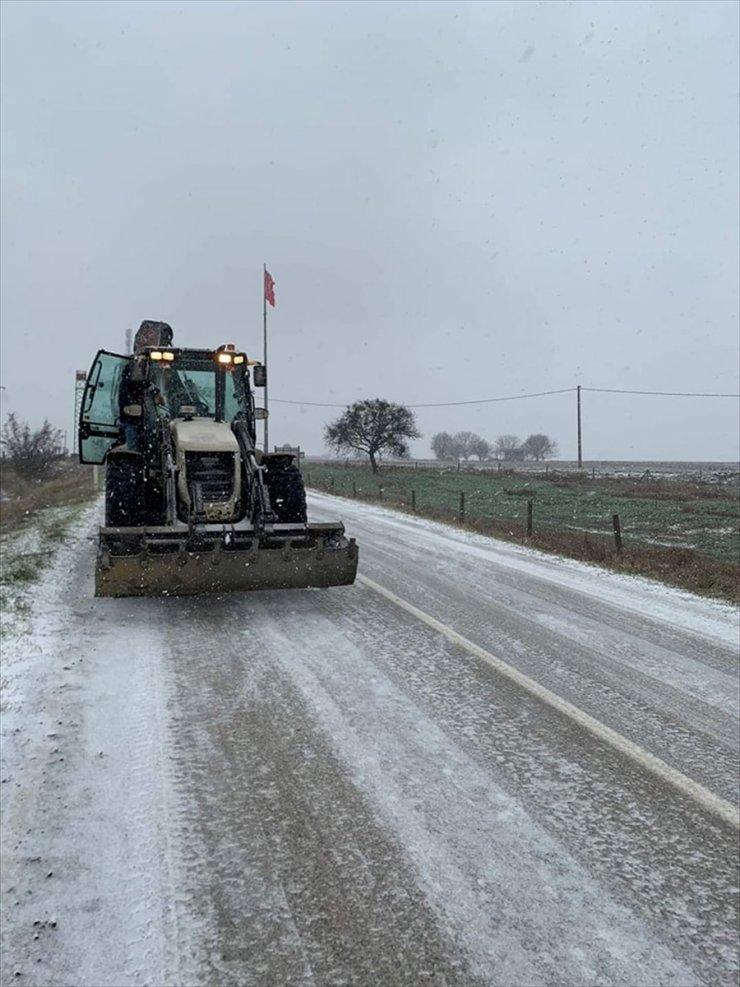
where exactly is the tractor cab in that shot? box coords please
[78,346,261,464]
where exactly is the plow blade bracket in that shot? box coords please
[95,523,358,598]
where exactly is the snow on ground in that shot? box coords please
[1,493,737,985]
[259,616,699,987]
[308,490,739,647]
[1,503,204,986]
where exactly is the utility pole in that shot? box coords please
[125,327,133,354]
[577,384,583,468]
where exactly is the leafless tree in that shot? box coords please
[523,433,559,460]
[432,431,492,461]
[450,431,475,461]
[469,436,492,460]
[1,413,65,478]
[325,399,421,473]
[494,434,522,459]
[431,431,456,460]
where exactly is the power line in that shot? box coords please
[271,398,350,408]
[408,387,576,408]
[271,384,739,409]
[271,387,576,409]
[582,387,740,398]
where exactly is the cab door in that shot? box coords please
[78,350,129,464]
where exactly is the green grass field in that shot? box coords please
[304,462,740,602]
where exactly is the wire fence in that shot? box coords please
[302,461,740,566]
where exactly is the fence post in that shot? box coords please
[330,475,335,493]
[378,485,383,501]
[307,472,312,487]
[352,481,357,498]
[612,513,623,557]
[459,491,465,522]
[527,500,533,536]
[411,489,416,512]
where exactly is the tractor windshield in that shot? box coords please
[149,352,247,423]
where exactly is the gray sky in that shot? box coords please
[1,0,738,461]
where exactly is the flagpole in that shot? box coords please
[263,263,269,453]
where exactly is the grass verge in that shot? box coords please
[0,462,100,622]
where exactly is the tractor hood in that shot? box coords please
[170,418,241,523]
[170,418,239,453]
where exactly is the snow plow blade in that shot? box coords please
[95,523,358,598]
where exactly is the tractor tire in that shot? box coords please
[266,462,307,524]
[143,484,167,526]
[105,452,146,527]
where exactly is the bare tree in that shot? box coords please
[469,435,492,461]
[523,433,559,460]
[452,431,476,461]
[1,413,65,478]
[325,399,421,473]
[433,430,492,461]
[431,431,455,460]
[494,434,522,459]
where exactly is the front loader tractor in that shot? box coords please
[78,332,357,597]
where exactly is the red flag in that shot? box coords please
[264,269,276,307]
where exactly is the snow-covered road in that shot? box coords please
[1,493,738,986]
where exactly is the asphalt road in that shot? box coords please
[1,494,738,986]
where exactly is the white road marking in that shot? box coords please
[357,573,740,830]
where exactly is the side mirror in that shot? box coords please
[253,365,267,388]
[254,408,269,420]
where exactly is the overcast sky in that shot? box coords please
[1,0,738,461]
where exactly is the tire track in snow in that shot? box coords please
[259,607,702,987]
[160,599,474,986]
[358,573,740,830]
[1,512,205,987]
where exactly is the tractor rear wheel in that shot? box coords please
[105,452,146,527]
